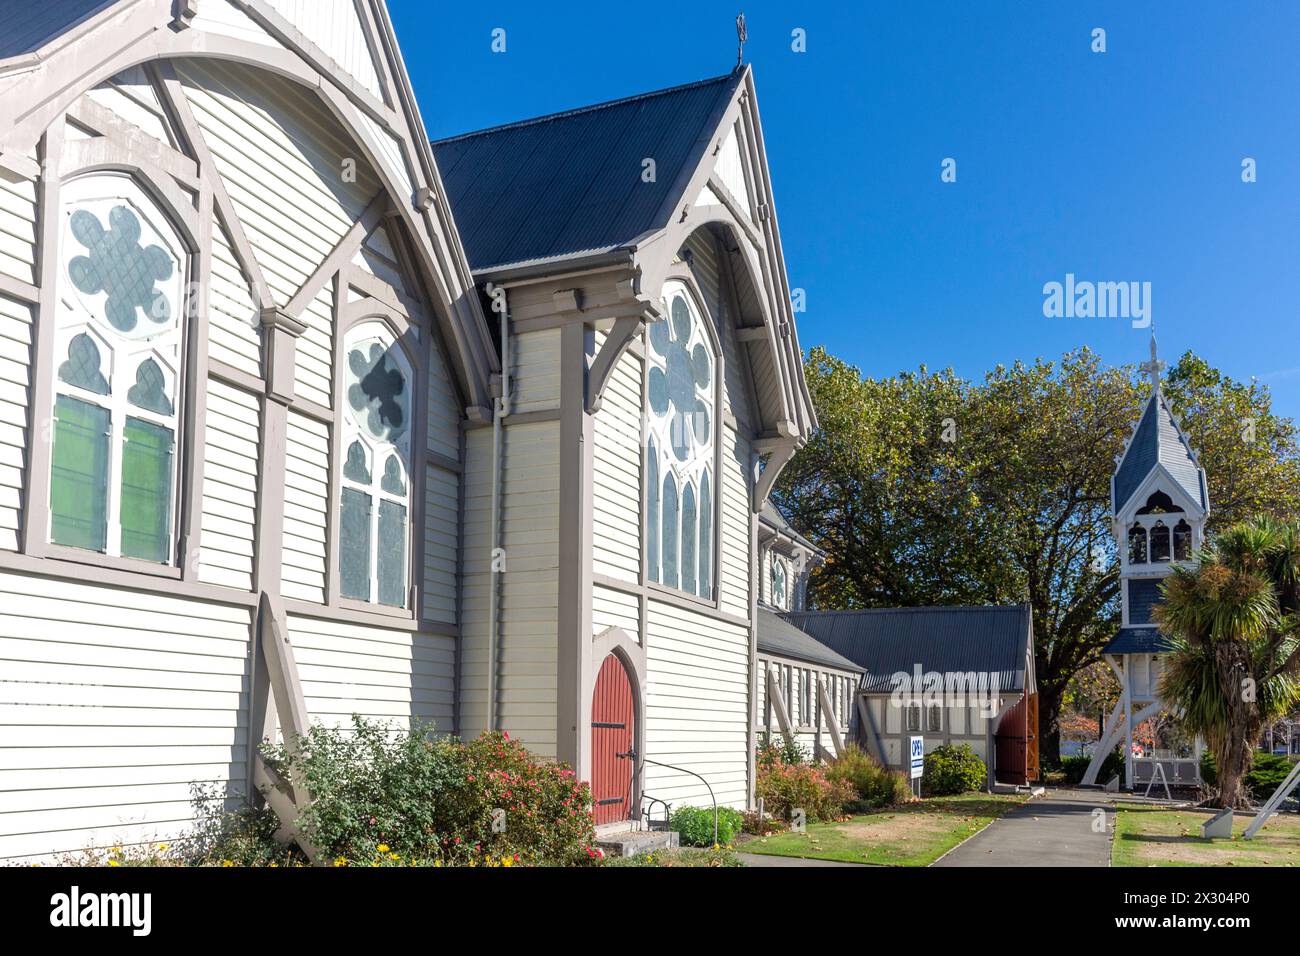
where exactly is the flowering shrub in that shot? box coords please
[756,754,854,822]
[249,719,598,866]
[826,744,911,810]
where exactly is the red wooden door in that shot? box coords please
[591,654,636,825]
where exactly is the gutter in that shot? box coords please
[487,282,511,730]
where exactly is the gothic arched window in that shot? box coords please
[1150,521,1171,562]
[645,281,716,598]
[1128,525,1148,565]
[340,323,412,607]
[1173,520,1192,561]
[50,174,186,563]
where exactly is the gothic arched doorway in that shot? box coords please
[591,653,637,825]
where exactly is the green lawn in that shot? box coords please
[738,793,1029,866]
[1113,804,1300,867]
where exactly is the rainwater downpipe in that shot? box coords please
[487,285,511,732]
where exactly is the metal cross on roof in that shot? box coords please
[736,13,747,69]
[1140,333,1165,391]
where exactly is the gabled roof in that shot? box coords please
[1103,626,1176,655]
[782,605,1034,695]
[431,72,742,273]
[757,611,863,674]
[0,0,110,59]
[1114,389,1206,514]
[760,502,821,555]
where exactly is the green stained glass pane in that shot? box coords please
[377,499,407,608]
[340,488,372,601]
[120,417,174,562]
[50,395,109,552]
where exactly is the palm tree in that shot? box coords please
[1156,518,1300,808]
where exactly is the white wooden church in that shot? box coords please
[0,0,816,858]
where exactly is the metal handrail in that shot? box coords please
[638,756,719,846]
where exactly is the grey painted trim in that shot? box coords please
[556,320,593,773]
[282,596,457,636]
[590,626,647,821]
[752,440,797,513]
[19,123,62,558]
[66,94,200,185]
[595,573,752,630]
[425,450,462,474]
[0,547,258,606]
[285,192,388,319]
[586,309,651,414]
[180,182,213,582]
[208,358,264,395]
[465,406,560,428]
[0,273,39,305]
[59,139,201,241]
[155,65,274,312]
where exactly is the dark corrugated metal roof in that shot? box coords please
[757,610,863,673]
[0,0,115,59]
[1114,391,1205,513]
[1103,626,1175,655]
[760,502,820,553]
[431,72,741,273]
[782,605,1033,695]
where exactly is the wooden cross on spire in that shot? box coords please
[736,13,747,69]
[1140,333,1165,391]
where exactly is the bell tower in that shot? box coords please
[1082,336,1209,790]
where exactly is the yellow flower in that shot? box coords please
[388,853,399,861]
[107,859,120,867]
[157,843,168,852]
[221,860,234,867]
[501,857,513,868]
[377,844,390,854]
[333,857,348,867]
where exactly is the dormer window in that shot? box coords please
[1150,521,1171,562]
[1173,520,1192,561]
[1128,525,1148,565]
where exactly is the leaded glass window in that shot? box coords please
[339,323,411,607]
[50,175,184,564]
[771,558,788,609]
[645,281,716,598]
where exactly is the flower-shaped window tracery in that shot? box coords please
[646,281,715,598]
[340,324,411,608]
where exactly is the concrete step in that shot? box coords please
[595,829,680,858]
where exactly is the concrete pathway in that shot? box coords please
[932,789,1113,867]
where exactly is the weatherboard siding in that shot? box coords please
[0,167,37,287]
[198,378,260,591]
[281,410,330,603]
[0,570,252,860]
[0,295,31,551]
[644,600,750,809]
[591,337,641,582]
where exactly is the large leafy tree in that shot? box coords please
[1157,519,1300,808]
[776,346,1300,765]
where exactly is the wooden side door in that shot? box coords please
[591,654,635,825]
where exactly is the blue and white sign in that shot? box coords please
[909,736,925,780]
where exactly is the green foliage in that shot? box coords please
[1200,751,1296,801]
[758,731,809,767]
[756,754,855,823]
[670,805,744,847]
[776,346,1300,764]
[1157,518,1300,807]
[257,719,598,866]
[1060,750,1124,786]
[922,744,987,795]
[826,744,911,810]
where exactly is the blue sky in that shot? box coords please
[389,1,1300,419]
